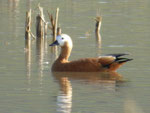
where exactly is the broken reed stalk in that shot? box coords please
[54,8,59,40]
[25,9,32,40]
[47,11,54,40]
[25,9,32,53]
[57,27,61,36]
[47,8,60,54]
[47,8,59,41]
[29,30,36,39]
[36,15,43,38]
[36,4,45,39]
[95,16,102,42]
[38,4,48,38]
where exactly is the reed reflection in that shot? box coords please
[52,71,124,113]
[25,39,32,90]
[6,0,20,38]
[26,0,31,10]
[36,38,47,94]
[7,0,20,12]
[124,98,144,113]
[36,38,44,82]
[36,38,44,76]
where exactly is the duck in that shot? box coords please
[49,34,133,72]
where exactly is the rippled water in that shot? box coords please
[0,0,150,113]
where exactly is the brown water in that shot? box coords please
[0,0,150,113]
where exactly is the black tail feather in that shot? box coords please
[103,56,133,68]
[116,58,133,63]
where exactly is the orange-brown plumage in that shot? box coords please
[50,34,132,72]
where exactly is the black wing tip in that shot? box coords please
[105,53,130,58]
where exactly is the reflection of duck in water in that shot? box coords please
[53,71,124,113]
[50,34,132,72]
[56,76,72,113]
[53,71,123,84]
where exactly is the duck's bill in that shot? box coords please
[49,40,59,46]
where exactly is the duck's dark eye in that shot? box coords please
[62,37,64,40]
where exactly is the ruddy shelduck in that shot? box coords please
[50,34,132,72]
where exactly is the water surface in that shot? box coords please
[0,0,150,113]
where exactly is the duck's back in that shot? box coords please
[52,57,116,72]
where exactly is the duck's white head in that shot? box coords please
[50,34,73,48]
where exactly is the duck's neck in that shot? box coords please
[58,44,72,62]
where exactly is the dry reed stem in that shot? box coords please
[25,9,31,40]
[95,16,102,43]
[54,8,59,41]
